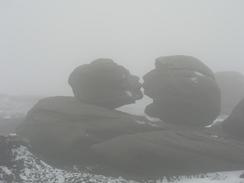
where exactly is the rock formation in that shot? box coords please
[16,96,160,167]
[92,129,244,177]
[222,98,244,140]
[143,55,221,126]
[15,57,244,179]
[215,71,244,115]
[16,60,153,169]
[69,59,143,109]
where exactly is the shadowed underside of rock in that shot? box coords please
[143,55,221,126]
[92,130,244,177]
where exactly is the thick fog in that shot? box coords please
[0,0,244,96]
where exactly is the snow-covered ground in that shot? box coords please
[156,171,244,183]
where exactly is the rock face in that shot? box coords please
[92,129,244,177]
[222,98,244,140]
[143,55,221,126]
[69,59,143,109]
[16,96,160,167]
[215,71,244,115]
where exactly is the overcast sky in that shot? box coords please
[0,0,244,96]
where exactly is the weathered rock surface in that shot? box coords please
[69,59,143,109]
[16,96,160,167]
[222,98,244,140]
[143,55,221,126]
[215,71,244,115]
[92,128,244,177]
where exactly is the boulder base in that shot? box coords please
[92,129,244,177]
[16,96,160,167]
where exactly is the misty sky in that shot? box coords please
[0,0,244,96]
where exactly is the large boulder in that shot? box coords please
[143,55,221,126]
[222,98,244,140]
[215,71,244,115]
[69,59,143,109]
[92,129,244,177]
[16,96,160,167]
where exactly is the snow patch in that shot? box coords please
[125,91,133,97]
[145,115,161,122]
[0,167,12,175]
[194,72,205,77]
[191,77,198,83]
